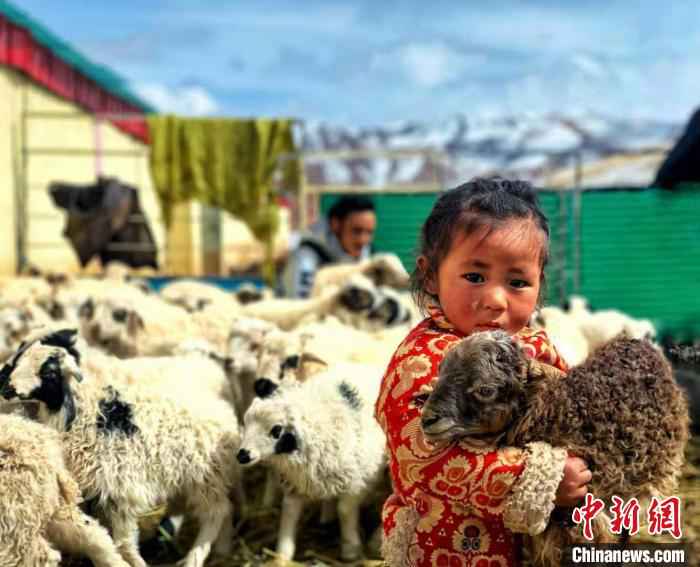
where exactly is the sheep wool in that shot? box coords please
[0,414,129,567]
[0,329,241,567]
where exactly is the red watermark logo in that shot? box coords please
[571,494,682,541]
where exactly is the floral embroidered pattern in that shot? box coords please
[375,306,569,567]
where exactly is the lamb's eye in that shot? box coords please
[112,309,128,323]
[413,393,429,406]
[477,385,497,399]
[270,425,283,439]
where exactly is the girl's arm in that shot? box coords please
[376,325,583,535]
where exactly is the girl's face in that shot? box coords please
[421,219,544,336]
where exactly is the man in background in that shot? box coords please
[283,196,376,298]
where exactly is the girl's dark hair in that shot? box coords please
[411,176,550,314]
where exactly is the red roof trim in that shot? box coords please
[0,15,150,144]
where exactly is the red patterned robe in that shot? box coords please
[375,306,569,567]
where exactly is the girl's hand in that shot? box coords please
[555,456,592,507]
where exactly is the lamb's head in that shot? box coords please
[420,330,530,444]
[166,294,211,313]
[253,330,302,399]
[236,396,300,466]
[79,297,144,357]
[0,328,83,430]
[227,317,275,377]
[0,306,34,342]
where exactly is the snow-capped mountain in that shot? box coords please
[298,112,681,188]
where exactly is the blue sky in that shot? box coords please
[16,0,700,126]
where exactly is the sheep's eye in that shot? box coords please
[413,393,429,406]
[112,309,128,323]
[477,385,498,399]
[270,425,283,439]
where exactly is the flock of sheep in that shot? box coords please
[0,255,692,567]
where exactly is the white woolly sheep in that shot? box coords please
[310,252,410,298]
[160,278,241,314]
[238,284,343,331]
[227,316,278,417]
[0,414,129,567]
[563,296,656,352]
[0,304,51,362]
[531,305,590,367]
[78,292,198,357]
[237,363,387,561]
[421,331,689,567]
[0,328,242,567]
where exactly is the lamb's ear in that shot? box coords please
[127,311,145,335]
[40,329,82,366]
[525,357,566,383]
[298,352,328,381]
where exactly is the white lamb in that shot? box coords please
[238,285,343,331]
[78,292,196,357]
[227,317,279,416]
[160,278,241,314]
[0,328,241,567]
[0,414,129,567]
[237,362,387,561]
[310,252,410,297]
[531,305,590,367]
[565,301,657,353]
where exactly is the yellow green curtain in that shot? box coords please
[146,115,300,282]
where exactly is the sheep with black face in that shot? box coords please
[237,363,387,562]
[0,328,241,567]
[421,330,689,567]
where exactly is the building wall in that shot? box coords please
[0,66,168,275]
[0,67,21,275]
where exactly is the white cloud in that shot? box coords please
[570,54,606,78]
[133,83,219,116]
[371,42,484,89]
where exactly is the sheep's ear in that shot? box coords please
[526,358,565,383]
[79,298,94,319]
[40,329,82,366]
[127,311,145,335]
[298,352,328,381]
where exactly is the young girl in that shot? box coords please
[374,177,591,567]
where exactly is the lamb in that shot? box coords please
[310,252,410,297]
[0,414,129,567]
[531,305,590,367]
[227,316,278,416]
[563,296,656,352]
[420,331,689,567]
[0,304,51,362]
[0,328,241,567]
[78,292,199,357]
[160,278,241,314]
[237,363,387,561]
[252,321,406,401]
[238,283,344,331]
